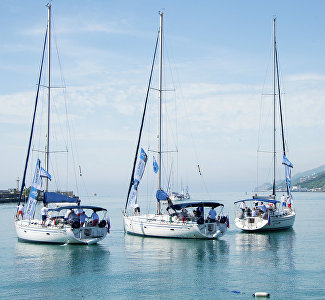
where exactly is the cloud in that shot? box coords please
[286,73,325,82]
[21,15,139,38]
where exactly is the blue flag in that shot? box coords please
[282,155,293,168]
[282,154,294,203]
[153,156,159,174]
[40,167,52,181]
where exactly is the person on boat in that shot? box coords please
[239,201,247,213]
[287,195,292,211]
[281,194,287,210]
[199,205,204,216]
[16,203,24,220]
[134,203,140,215]
[245,206,251,216]
[252,207,257,217]
[259,202,267,214]
[91,211,99,226]
[67,210,79,224]
[267,202,274,210]
[166,198,177,215]
[80,211,88,227]
[208,207,217,222]
[64,209,72,221]
[179,208,188,223]
[194,207,201,218]
[41,204,48,225]
[75,207,84,217]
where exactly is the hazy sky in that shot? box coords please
[1,0,325,197]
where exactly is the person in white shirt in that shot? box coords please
[281,194,286,210]
[64,209,72,221]
[91,211,99,226]
[17,203,24,220]
[252,207,257,217]
[239,201,247,213]
[41,204,48,225]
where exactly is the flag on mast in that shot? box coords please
[153,156,159,174]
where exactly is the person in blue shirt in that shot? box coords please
[208,207,217,222]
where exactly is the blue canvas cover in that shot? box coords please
[44,192,78,204]
[156,189,169,201]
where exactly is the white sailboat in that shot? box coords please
[14,3,109,244]
[123,12,228,239]
[169,184,190,201]
[234,18,296,231]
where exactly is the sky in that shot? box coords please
[1,0,325,197]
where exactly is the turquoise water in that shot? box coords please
[0,192,324,299]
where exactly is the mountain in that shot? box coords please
[291,165,325,182]
[255,165,325,192]
[292,168,325,191]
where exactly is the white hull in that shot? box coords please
[234,210,296,231]
[123,214,227,239]
[15,219,107,245]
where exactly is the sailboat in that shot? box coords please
[123,12,228,239]
[14,3,109,244]
[234,18,296,231]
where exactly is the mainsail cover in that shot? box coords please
[128,148,148,207]
[156,189,169,201]
[44,192,78,204]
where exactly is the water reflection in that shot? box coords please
[14,241,110,281]
[124,234,230,265]
[234,229,296,270]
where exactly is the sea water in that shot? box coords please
[0,192,324,299]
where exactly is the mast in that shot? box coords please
[18,22,48,204]
[125,34,160,210]
[157,11,163,214]
[45,3,51,192]
[274,18,289,195]
[272,17,276,197]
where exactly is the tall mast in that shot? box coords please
[45,3,51,192]
[274,18,289,195]
[157,11,163,214]
[272,17,276,197]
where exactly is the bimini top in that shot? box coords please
[234,199,280,204]
[47,205,107,212]
[170,201,224,211]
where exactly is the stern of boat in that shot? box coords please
[67,226,108,244]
